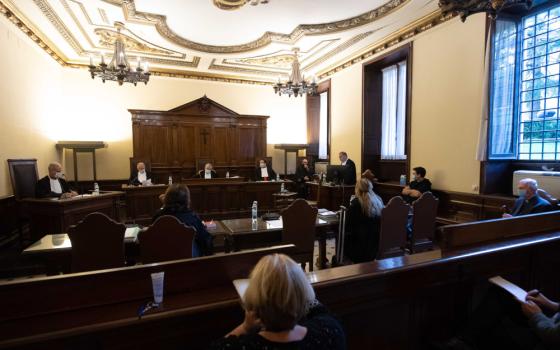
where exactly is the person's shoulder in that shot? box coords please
[37,176,48,183]
[302,307,346,348]
[209,334,263,350]
[425,178,432,185]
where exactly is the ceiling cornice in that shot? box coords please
[317,10,457,79]
[1,0,456,86]
[103,0,411,54]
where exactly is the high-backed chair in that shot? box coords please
[281,199,318,271]
[537,189,559,207]
[410,192,439,253]
[129,158,152,176]
[7,159,39,200]
[139,215,195,264]
[378,196,410,259]
[68,212,126,273]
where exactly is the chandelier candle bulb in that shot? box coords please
[89,55,93,67]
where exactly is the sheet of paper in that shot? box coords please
[488,276,528,302]
[266,219,283,229]
[125,226,140,239]
[317,218,327,224]
[233,279,249,300]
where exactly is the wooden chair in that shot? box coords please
[378,196,410,259]
[68,212,126,273]
[281,199,318,271]
[7,159,39,200]
[410,192,439,253]
[138,215,195,264]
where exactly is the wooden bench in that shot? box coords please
[437,210,560,251]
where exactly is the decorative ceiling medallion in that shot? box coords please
[94,28,174,55]
[213,0,269,10]
[104,0,411,53]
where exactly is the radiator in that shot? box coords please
[513,170,560,198]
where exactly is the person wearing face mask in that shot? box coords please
[254,158,276,181]
[195,163,218,179]
[402,166,432,204]
[35,162,77,199]
[295,158,314,198]
[503,178,553,218]
[129,161,152,186]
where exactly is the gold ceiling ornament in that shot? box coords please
[237,54,295,69]
[95,28,174,55]
[102,0,411,54]
[317,10,456,79]
[213,0,270,10]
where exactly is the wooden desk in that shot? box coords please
[220,217,337,268]
[308,182,354,211]
[22,227,141,275]
[123,180,291,225]
[21,192,123,240]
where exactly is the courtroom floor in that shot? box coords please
[311,238,336,272]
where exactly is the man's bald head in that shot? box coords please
[48,162,62,179]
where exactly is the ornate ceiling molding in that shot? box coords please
[0,0,67,65]
[103,0,411,54]
[213,0,249,11]
[94,28,174,55]
[317,10,457,79]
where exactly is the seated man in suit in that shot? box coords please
[129,161,152,186]
[402,166,432,203]
[503,178,553,218]
[35,162,78,199]
[295,158,314,198]
[255,158,276,181]
[339,151,357,185]
[195,163,218,179]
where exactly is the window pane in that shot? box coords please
[515,5,560,160]
[380,61,407,160]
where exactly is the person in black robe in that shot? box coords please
[295,158,314,198]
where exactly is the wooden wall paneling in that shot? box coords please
[130,96,268,180]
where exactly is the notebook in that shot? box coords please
[488,276,528,302]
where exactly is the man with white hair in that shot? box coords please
[503,178,553,218]
[35,162,77,199]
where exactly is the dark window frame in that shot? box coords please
[306,79,331,162]
[362,43,412,182]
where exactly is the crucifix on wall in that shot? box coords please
[200,129,210,145]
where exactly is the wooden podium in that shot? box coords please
[21,192,122,240]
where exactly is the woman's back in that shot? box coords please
[345,197,381,263]
[211,304,345,350]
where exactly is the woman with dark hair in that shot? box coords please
[153,184,213,257]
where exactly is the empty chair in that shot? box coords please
[68,212,126,273]
[378,196,410,259]
[281,199,318,271]
[409,192,439,253]
[139,215,196,264]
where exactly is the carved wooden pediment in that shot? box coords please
[167,95,240,117]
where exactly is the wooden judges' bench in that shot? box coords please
[21,192,122,240]
[124,179,290,224]
[2,212,560,349]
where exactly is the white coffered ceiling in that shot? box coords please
[1,0,440,83]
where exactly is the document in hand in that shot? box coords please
[233,279,249,301]
[488,276,528,302]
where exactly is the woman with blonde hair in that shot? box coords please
[212,254,346,349]
[344,178,383,262]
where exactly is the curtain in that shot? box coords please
[488,19,517,158]
[381,62,407,160]
[318,91,328,160]
[476,23,493,161]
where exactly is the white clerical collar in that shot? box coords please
[260,167,269,178]
[341,160,347,166]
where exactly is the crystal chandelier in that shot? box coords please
[88,22,150,86]
[273,48,317,97]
